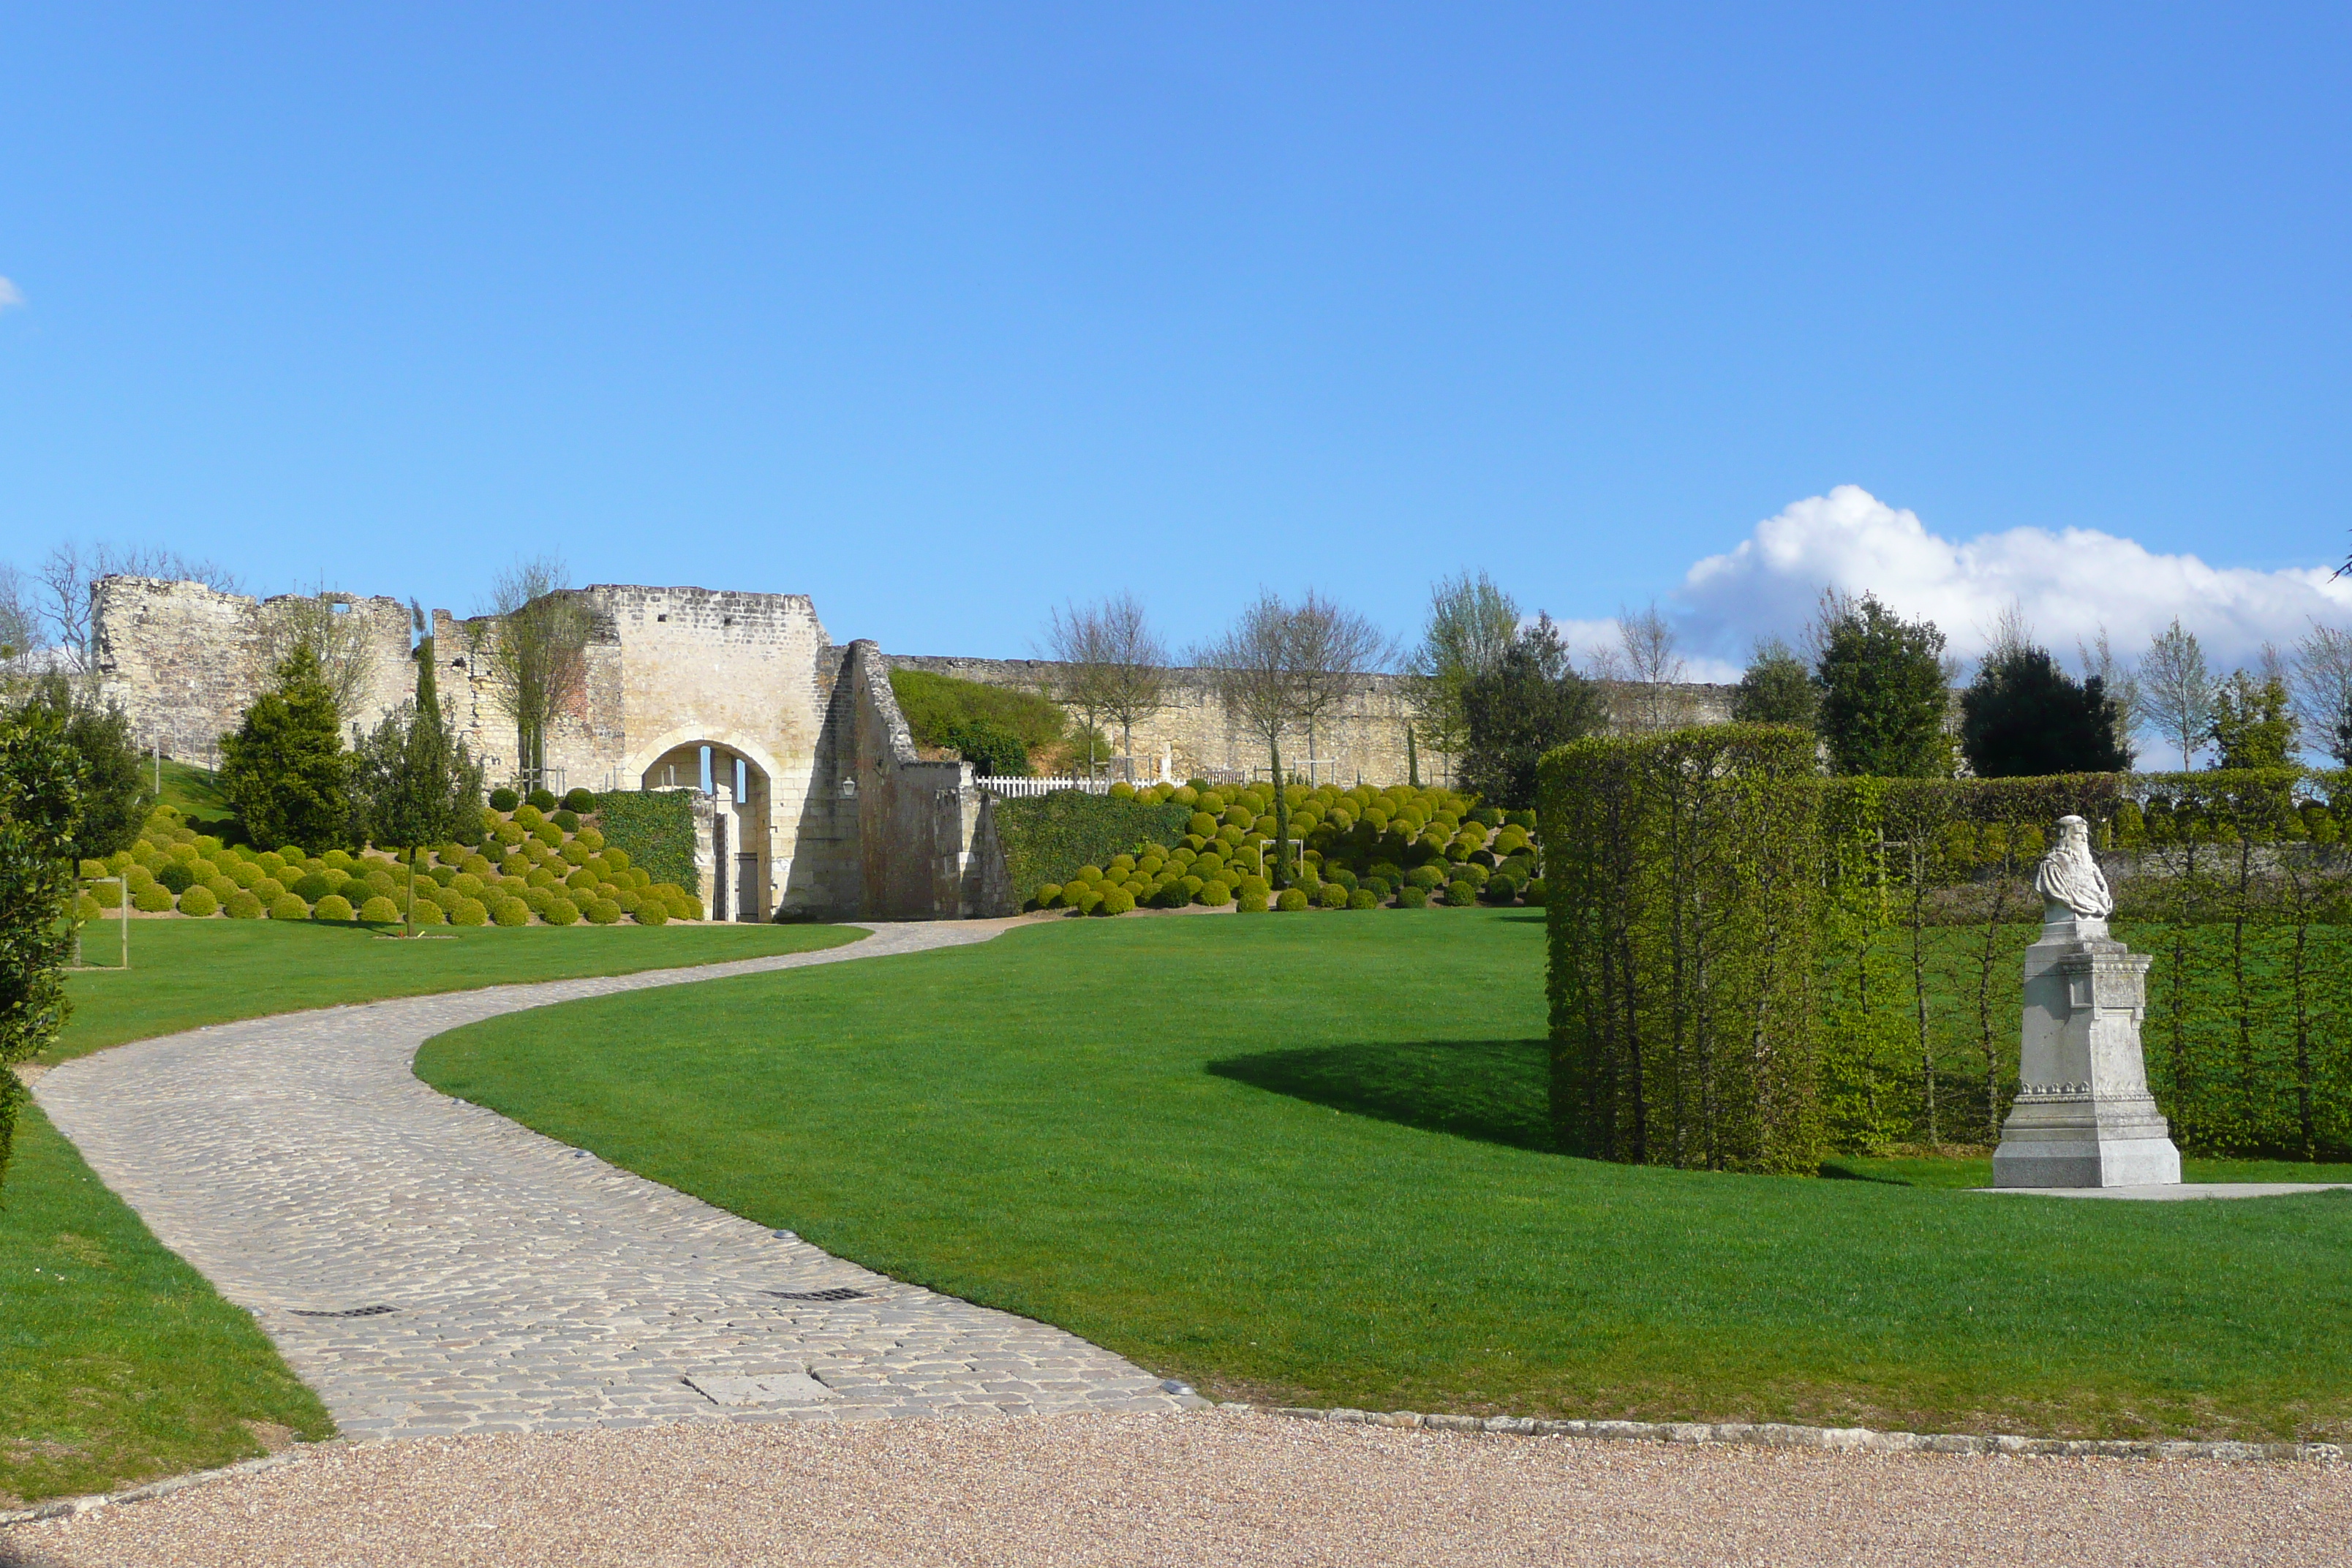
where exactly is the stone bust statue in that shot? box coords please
[2033,813,2113,921]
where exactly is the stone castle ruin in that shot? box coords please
[91,576,1732,921]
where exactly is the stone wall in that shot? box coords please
[91,577,412,764]
[883,652,1738,788]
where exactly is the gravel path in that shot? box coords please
[7,1411,2346,1567]
[28,919,1186,1441]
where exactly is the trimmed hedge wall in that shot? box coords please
[993,790,1191,908]
[591,790,698,892]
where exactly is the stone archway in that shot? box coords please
[638,740,773,921]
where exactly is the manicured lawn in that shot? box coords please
[0,1104,333,1506]
[4,916,860,1505]
[417,908,2352,1441]
[47,918,863,1064]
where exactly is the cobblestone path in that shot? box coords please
[31,921,1190,1441]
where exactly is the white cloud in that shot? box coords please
[1676,485,2352,672]
[0,277,21,312]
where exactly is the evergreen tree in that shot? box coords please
[352,608,486,934]
[1458,615,1607,809]
[219,644,353,853]
[16,674,152,859]
[2208,671,2299,769]
[1729,638,1820,731]
[0,692,81,1196]
[1814,595,1953,778]
[1959,647,2132,777]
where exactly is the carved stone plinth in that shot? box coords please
[1991,915,2182,1189]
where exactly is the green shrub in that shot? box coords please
[543,897,581,927]
[584,898,621,925]
[90,880,123,909]
[1237,889,1270,913]
[267,892,309,920]
[493,821,525,847]
[448,897,488,926]
[1275,888,1309,912]
[1404,865,1445,891]
[564,866,598,892]
[560,839,591,866]
[221,890,263,919]
[77,857,106,880]
[290,871,331,902]
[1480,875,1520,905]
[1348,889,1379,910]
[452,815,486,848]
[489,787,520,812]
[358,895,400,923]
[132,885,175,913]
[492,897,531,927]
[1316,882,1349,909]
[1395,885,1429,908]
[527,788,558,812]
[157,861,198,894]
[889,668,1068,758]
[1523,876,1546,906]
[1197,879,1232,906]
[590,791,697,890]
[1440,879,1474,907]
[311,893,355,922]
[990,791,1192,908]
[410,897,446,925]
[176,885,219,917]
[523,886,556,915]
[631,898,668,925]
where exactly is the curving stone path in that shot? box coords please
[31,921,1191,1441]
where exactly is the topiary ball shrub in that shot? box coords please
[1275,888,1309,912]
[1444,879,1477,908]
[312,894,355,922]
[74,894,102,923]
[225,890,264,919]
[157,861,198,894]
[1348,889,1379,910]
[527,788,559,812]
[1481,875,1520,905]
[543,897,581,927]
[489,787,520,812]
[1316,882,1349,909]
[1197,879,1232,906]
[91,880,122,909]
[358,895,401,924]
[449,897,489,926]
[176,885,219,917]
[523,886,556,916]
[513,804,545,829]
[1237,889,1270,913]
[1405,865,1446,891]
[1395,885,1429,908]
[494,821,527,847]
[551,809,580,832]
[631,898,668,925]
[409,897,446,925]
[492,897,531,927]
[1096,888,1137,916]
[268,893,311,920]
[132,886,176,913]
[453,817,487,848]
[1522,877,1546,907]
[584,898,621,925]
[562,787,595,813]
[293,871,333,903]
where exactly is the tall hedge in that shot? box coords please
[591,789,697,891]
[992,790,1191,908]
[1541,725,1823,1175]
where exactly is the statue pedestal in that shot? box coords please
[1992,916,2182,1189]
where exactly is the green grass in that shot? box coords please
[416,908,2352,1442]
[1823,1153,2352,1191]
[4,916,860,1505]
[46,918,863,1064]
[0,1104,333,1506]
[152,758,237,828]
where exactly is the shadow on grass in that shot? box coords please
[1207,1037,1558,1153]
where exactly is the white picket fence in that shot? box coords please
[973,775,1115,799]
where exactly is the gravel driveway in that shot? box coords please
[7,1410,2345,1567]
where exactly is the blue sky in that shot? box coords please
[3,3,2348,672]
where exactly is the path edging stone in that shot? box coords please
[1215,1399,2342,1463]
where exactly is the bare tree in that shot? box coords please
[0,565,37,682]
[1041,601,1116,777]
[36,542,241,675]
[248,586,380,717]
[2076,626,2140,768]
[1060,592,1169,777]
[1403,571,1518,785]
[2139,617,2216,770]
[1609,602,1692,733]
[2292,623,2352,766]
[1289,591,1395,782]
[1193,592,1308,887]
[472,557,590,789]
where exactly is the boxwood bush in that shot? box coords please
[176,885,219,917]
[225,890,265,919]
[358,895,401,923]
[312,894,355,922]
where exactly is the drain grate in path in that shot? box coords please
[291,1305,397,1318]
[764,1288,868,1303]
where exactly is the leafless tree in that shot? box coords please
[248,586,381,717]
[1045,592,1167,777]
[1403,571,1518,782]
[2291,623,2352,766]
[2139,617,2216,770]
[0,565,37,682]
[472,557,590,788]
[36,542,241,675]
[1289,590,1395,780]
[1041,601,1116,777]
[2076,625,2140,767]
[1613,602,1692,733]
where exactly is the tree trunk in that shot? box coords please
[404,852,416,940]
[1270,735,1290,889]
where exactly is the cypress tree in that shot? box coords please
[219,644,352,853]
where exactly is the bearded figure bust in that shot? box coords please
[2033,813,2112,922]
